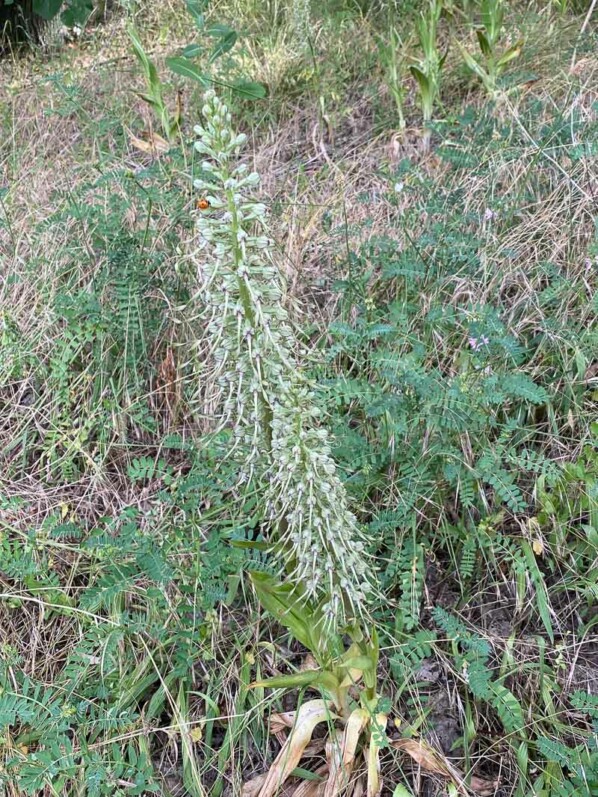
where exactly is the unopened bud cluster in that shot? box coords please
[192,92,372,625]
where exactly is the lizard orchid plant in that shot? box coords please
[191,91,387,796]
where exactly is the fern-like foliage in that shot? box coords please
[433,607,526,739]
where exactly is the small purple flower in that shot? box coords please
[469,335,489,351]
[483,208,496,222]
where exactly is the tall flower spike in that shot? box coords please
[192,91,374,627]
[292,0,311,48]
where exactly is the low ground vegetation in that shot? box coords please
[0,1,597,795]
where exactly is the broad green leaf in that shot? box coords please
[233,80,267,99]
[290,767,325,782]
[521,540,554,642]
[476,30,492,57]
[225,574,241,606]
[516,740,529,779]
[205,23,236,36]
[409,66,431,96]
[145,672,178,719]
[250,575,338,667]
[250,571,314,651]
[209,30,238,64]
[368,626,379,668]
[250,670,325,690]
[393,786,415,797]
[32,0,62,19]
[182,43,203,58]
[185,0,206,29]
[135,92,162,109]
[497,41,523,67]
[166,57,210,86]
[61,1,93,27]
[363,627,379,689]
[128,25,161,91]
[341,655,374,671]
[61,8,76,26]
[481,0,503,43]
[229,538,271,551]
[456,42,489,82]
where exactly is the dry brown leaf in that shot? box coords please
[292,765,329,797]
[303,738,327,757]
[467,774,500,796]
[569,56,595,76]
[243,774,297,797]
[243,774,268,797]
[300,653,319,671]
[390,738,453,778]
[128,130,170,155]
[324,730,345,797]
[323,708,368,797]
[365,743,381,797]
[269,716,327,754]
[291,781,324,797]
[156,346,180,420]
[584,361,598,381]
[339,667,365,689]
[272,735,325,757]
[390,738,498,795]
[250,700,335,797]
[270,711,297,733]
[350,777,365,797]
